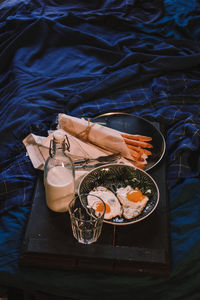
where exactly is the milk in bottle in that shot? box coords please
[44,131,75,212]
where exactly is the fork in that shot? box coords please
[73,152,121,165]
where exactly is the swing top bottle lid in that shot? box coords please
[53,131,65,143]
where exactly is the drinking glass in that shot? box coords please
[68,194,106,244]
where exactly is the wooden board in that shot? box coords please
[19,154,170,277]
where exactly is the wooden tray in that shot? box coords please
[19,154,170,277]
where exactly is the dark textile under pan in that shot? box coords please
[0,0,200,299]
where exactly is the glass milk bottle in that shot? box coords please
[44,131,75,212]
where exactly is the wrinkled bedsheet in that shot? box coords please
[0,0,200,299]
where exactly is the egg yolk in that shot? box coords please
[127,189,145,202]
[96,202,110,213]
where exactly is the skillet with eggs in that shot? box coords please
[79,164,159,225]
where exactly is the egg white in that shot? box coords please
[87,186,122,220]
[116,185,149,219]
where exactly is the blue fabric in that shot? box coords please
[0,0,200,298]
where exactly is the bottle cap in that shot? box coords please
[53,131,65,143]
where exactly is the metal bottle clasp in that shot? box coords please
[49,134,71,158]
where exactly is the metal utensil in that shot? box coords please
[75,162,119,170]
[73,152,121,165]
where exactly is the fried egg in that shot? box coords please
[116,185,149,219]
[87,186,122,220]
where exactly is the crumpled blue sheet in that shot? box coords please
[0,0,200,299]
